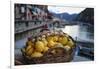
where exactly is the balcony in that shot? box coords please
[15,20,54,34]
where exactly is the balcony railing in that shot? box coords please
[15,20,54,34]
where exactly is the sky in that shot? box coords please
[48,6,86,14]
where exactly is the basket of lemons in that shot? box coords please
[21,31,76,64]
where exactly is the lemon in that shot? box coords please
[53,35,59,42]
[31,51,43,58]
[58,36,68,46]
[41,38,48,47]
[43,46,49,53]
[64,45,71,51]
[35,41,45,52]
[47,36,54,42]
[26,45,32,52]
[26,47,34,56]
[54,43,63,47]
[67,39,74,47]
[47,40,56,48]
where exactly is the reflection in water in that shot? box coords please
[61,25,79,39]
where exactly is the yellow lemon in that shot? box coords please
[53,35,59,42]
[26,45,32,52]
[67,39,74,47]
[58,36,68,46]
[35,41,45,52]
[41,38,48,47]
[64,45,71,51]
[47,36,54,42]
[54,43,63,47]
[58,36,62,42]
[26,47,34,56]
[31,51,43,58]
[47,40,56,48]
[43,46,49,53]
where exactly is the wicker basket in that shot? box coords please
[21,30,76,64]
[21,44,76,64]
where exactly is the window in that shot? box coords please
[49,24,52,27]
[25,22,29,27]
